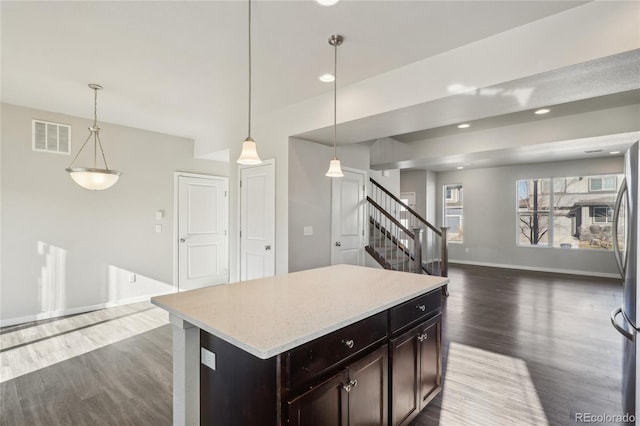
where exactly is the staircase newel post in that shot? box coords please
[440,226,449,297]
[412,227,424,274]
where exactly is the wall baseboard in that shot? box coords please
[0,291,175,328]
[449,259,622,279]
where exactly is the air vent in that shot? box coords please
[32,119,71,154]
[584,149,603,154]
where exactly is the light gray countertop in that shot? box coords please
[151,264,448,359]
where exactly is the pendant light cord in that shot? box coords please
[68,85,110,170]
[93,87,98,168]
[333,38,337,159]
[248,0,252,139]
[93,87,98,128]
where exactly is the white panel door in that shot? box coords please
[240,160,275,281]
[331,168,366,265]
[178,175,228,291]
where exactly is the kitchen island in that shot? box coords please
[152,264,448,426]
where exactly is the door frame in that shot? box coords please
[331,166,368,265]
[237,158,276,281]
[173,172,229,291]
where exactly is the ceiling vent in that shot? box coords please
[32,119,70,154]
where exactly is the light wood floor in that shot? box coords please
[0,265,624,425]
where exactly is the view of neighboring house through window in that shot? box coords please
[517,174,624,250]
[443,184,463,243]
[517,179,550,246]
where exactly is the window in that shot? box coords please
[592,206,613,223]
[517,174,623,250]
[589,176,617,192]
[517,179,550,246]
[443,184,463,243]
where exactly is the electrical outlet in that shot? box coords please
[128,273,137,283]
[465,247,470,253]
[155,224,162,233]
[201,348,216,370]
[303,226,313,236]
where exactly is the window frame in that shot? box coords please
[592,206,613,223]
[516,174,622,251]
[443,183,463,244]
[588,176,617,192]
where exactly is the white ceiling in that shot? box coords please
[1,0,586,153]
[296,48,640,171]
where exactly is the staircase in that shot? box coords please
[366,178,449,296]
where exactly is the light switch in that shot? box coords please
[155,224,162,233]
[201,347,216,370]
[155,210,164,220]
[303,226,313,236]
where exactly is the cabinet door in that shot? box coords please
[390,325,420,426]
[287,370,348,426]
[418,318,442,410]
[348,345,388,426]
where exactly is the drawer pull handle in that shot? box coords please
[342,339,355,349]
[418,333,428,342]
[417,304,426,312]
[342,379,358,393]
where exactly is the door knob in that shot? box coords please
[180,238,186,243]
[265,245,271,251]
[335,241,342,247]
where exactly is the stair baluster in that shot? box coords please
[365,178,449,296]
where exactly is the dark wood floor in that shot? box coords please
[0,265,624,425]
[415,265,624,426]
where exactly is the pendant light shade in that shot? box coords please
[66,84,122,190]
[237,0,262,165]
[68,168,121,190]
[237,137,261,165]
[326,158,344,177]
[325,34,344,178]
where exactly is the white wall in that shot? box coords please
[426,170,437,225]
[1,103,228,324]
[219,1,638,282]
[400,170,427,217]
[436,157,624,277]
[369,169,400,198]
[288,138,370,273]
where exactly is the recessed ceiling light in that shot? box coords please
[314,0,340,6]
[534,108,550,115]
[610,151,621,155]
[456,166,464,170]
[457,123,470,129]
[319,73,335,83]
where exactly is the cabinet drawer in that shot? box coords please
[286,311,387,392]
[390,290,440,334]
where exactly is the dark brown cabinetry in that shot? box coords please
[288,345,388,426]
[200,288,443,426]
[418,316,441,410]
[390,314,442,426]
[388,289,442,426]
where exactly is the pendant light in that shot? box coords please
[66,84,122,190]
[325,35,344,178]
[237,0,262,165]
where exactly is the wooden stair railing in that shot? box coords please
[367,178,449,296]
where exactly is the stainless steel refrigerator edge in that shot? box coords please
[611,141,639,421]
